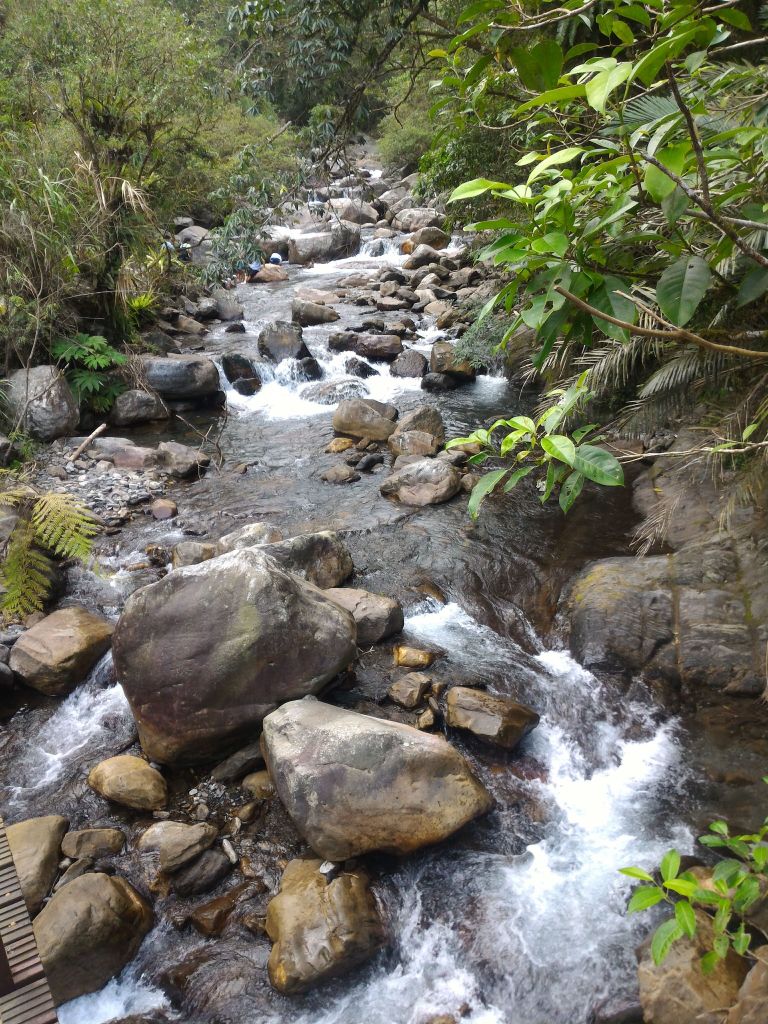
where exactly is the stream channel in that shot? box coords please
[0,217,732,1024]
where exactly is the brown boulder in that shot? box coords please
[7,815,69,916]
[266,856,386,993]
[445,687,539,749]
[61,828,125,860]
[137,820,218,872]
[380,459,461,506]
[87,754,168,811]
[9,607,114,696]
[325,588,404,644]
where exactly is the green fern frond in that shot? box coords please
[0,487,30,508]
[0,523,55,618]
[30,492,99,561]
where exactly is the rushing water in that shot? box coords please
[2,224,699,1024]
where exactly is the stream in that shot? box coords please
[0,220,714,1024]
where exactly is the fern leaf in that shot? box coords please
[30,492,99,561]
[0,523,55,619]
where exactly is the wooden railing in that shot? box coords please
[0,821,58,1024]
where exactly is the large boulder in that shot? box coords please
[211,288,244,321]
[288,222,361,265]
[393,208,443,232]
[258,321,311,362]
[140,355,220,398]
[727,953,768,1024]
[333,398,397,441]
[328,198,379,225]
[393,405,445,441]
[7,815,69,916]
[8,366,79,441]
[112,550,358,764]
[262,697,492,860]
[403,244,442,270]
[429,341,476,381]
[258,532,353,589]
[87,755,168,811]
[137,820,217,872]
[637,909,748,1023]
[380,458,461,506]
[292,299,340,326]
[217,522,283,552]
[158,440,210,480]
[390,349,428,378]
[445,687,539,749]
[9,607,114,696]
[34,873,153,1006]
[61,828,125,860]
[388,430,440,459]
[266,856,386,994]
[410,226,451,249]
[109,389,169,427]
[355,334,403,362]
[325,588,404,644]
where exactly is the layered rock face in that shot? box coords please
[261,697,492,860]
[112,549,357,763]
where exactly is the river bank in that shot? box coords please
[1,159,767,1024]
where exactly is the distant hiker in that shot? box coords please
[269,252,283,265]
[246,259,264,283]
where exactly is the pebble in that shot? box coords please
[222,839,238,864]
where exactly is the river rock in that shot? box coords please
[328,332,359,354]
[175,314,207,336]
[9,607,114,696]
[87,754,168,811]
[288,222,361,265]
[388,672,432,709]
[172,848,232,897]
[266,855,386,994]
[61,828,125,860]
[355,334,403,361]
[140,355,220,398]
[304,379,370,404]
[410,226,451,249]
[212,288,244,321]
[109,389,168,427]
[262,697,492,859]
[7,815,69,916]
[221,353,261,388]
[296,356,323,381]
[393,208,443,232]
[188,882,256,937]
[112,549,357,763]
[210,740,264,783]
[380,458,462,506]
[329,197,379,225]
[292,299,340,326]
[727,951,768,1024]
[138,820,218,872]
[390,349,428,378]
[445,688,540,749]
[393,405,445,441]
[403,244,443,270]
[388,430,440,459]
[345,356,379,379]
[34,872,153,1005]
[242,769,274,800]
[258,532,353,588]
[217,522,284,551]
[172,541,218,568]
[251,263,289,282]
[325,588,404,644]
[636,909,748,1023]
[430,341,476,381]
[158,440,211,479]
[258,321,310,362]
[422,372,459,392]
[321,464,360,484]
[8,366,79,441]
[333,398,397,441]
[394,645,436,669]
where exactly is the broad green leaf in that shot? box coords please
[620,866,656,883]
[656,255,711,327]
[502,465,535,492]
[664,878,698,898]
[719,9,752,31]
[559,470,584,512]
[733,875,762,912]
[527,147,584,185]
[514,84,587,115]
[675,900,697,938]
[500,430,525,456]
[709,820,730,836]
[651,919,684,965]
[467,469,508,519]
[661,186,690,225]
[531,232,570,257]
[644,144,689,202]
[541,434,576,466]
[736,267,768,308]
[457,0,501,25]
[660,849,681,883]
[511,40,563,91]
[627,884,665,913]
[631,40,672,86]
[585,62,632,113]
[732,926,751,956]
[449,178,512,202]
[573,444,624,487]
[506,416,537,434]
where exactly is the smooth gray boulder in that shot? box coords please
[292,299,340,326]
[392,405,445,441]
[380,458,462,506]
[390,350,428,378]
[328,197,379,225]
[140,355,219,398]
[333,398,397,441]
[258,532,353,589]
[393,208,443,232]
[109,389,168,427]
[288,222,361,265]
[354,334,403,362]
[112,550,358,764]
[258,321,310,362]
[8,366,79,440]
[325,588,404,644]
[262,697,492,859]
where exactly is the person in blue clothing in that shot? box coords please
[246,259,263,282]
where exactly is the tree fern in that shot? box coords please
[31,492,98,561]
[0,522,57,619]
